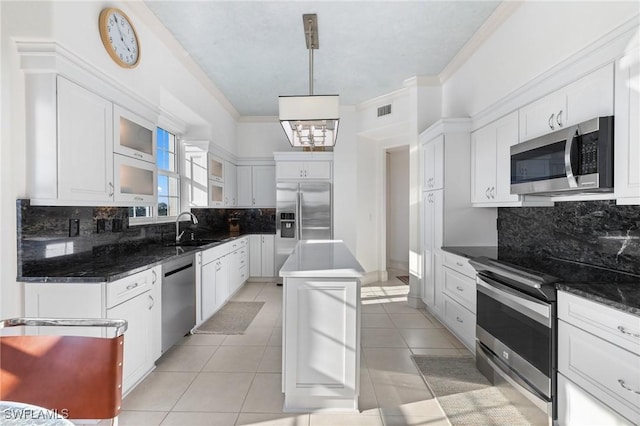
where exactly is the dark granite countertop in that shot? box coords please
[441,246,640,316]
[19,231,270,284]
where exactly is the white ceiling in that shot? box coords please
[144,1,501,117]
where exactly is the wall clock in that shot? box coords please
[99,7,140,68]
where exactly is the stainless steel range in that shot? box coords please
[469,256,559,425]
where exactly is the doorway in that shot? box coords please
[385,146,410,282]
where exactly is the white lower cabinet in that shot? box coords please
[440,252,477,352]
[249,234,275,278]
[198,237,249,323]
[557,291,640,425]
[23,266,161,396]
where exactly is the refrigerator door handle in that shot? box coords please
[297,190,302,240]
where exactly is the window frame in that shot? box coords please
[128,125,182,226]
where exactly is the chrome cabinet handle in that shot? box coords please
[556,110,563,127]
[134,196,143,201]
[109,182,114,197]
[618,379,640,395]
[456,286,464,292]
[152,269,157,284]
[253,197,255,205]
[485,187,490,199]
[126,283,139,291]
[134,152,143,158]
[548,113,555,130]
[618,325,640,339]
[456,316,464,323]
[456,262,464,267]
[148,295,154,310]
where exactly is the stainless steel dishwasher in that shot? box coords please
[161,254,195,353]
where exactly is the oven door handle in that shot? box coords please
[477,276,552,327]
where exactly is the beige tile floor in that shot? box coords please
[106,272,471,426]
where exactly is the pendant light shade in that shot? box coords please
[279,14,340,148]
[279,95,339,148]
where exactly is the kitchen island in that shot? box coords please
[279,240,365,412]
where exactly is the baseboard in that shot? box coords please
[387,260,409,272]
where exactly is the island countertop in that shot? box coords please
[280,240,365,278]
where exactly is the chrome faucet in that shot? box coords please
[175,211,199,243]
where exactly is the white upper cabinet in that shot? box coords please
[224,162,237,206]
[237,164,276,207]
[56,76,115,203]
[471,112,521,205]
[276,161,331,180]
[113,153,157,204]
[422,135,444,191]
[208,154,224,182]
[614,50,640,205]
[519,64,614,142]
[113,105,156,164]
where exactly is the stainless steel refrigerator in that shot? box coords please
[275,181,332,281]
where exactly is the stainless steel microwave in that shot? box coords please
[510,116,613,195]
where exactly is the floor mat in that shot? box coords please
[193,301,264,335]
[411,355,535,425]
[396,275,409,285]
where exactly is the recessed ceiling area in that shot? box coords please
[144,1,501,117]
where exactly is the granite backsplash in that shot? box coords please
[17,199,275,268]
[498,200,640,275]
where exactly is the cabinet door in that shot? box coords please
[261,234,275,277]
[113,104,156,163]
[304,161,331,179]
[57,76,114,202]
[107,291,151,394]
[209,180,224,207]
[149,266,162,361]
[228,250,241,294]
[471,125,497,204]
[423,136,444,191]
[519,90,567,141]
[494,112,520,203]
[209,154,224,182]
[237,165,253,206]
[249,235,262,277]
[253,165,276,206]
[615,51,640,204]
[215,257,229,306]
[225,162,237,206]
[276,161,304,180]
[113,153,157,203]
[565,64,614,126]
[201,260,217,321]
[422,191,435,308]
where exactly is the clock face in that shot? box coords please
[99,8,140,68]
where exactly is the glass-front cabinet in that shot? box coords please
[208,154,224,182]
[114,154,157,203]
[114,105,156,164]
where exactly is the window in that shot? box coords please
[157,128,180,218]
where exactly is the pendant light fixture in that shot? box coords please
[279,14,340,148]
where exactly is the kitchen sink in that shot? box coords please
[164,239,221,247]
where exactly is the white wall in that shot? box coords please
[236,119,292,158]
[386,147,409,271]
[0,1,238,316]
[443,1,640,118]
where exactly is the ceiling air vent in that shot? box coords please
[377,104,392,117]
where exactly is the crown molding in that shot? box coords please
[419,118,471,143]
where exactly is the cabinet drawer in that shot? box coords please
[559,321,640,423]
[442,252,476,279]
[442,267,476,312]
[202,245,228,265]
[442,294,475,351]
[558,291,640,356]
[107,269,153,308]
[239,265,248,283]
